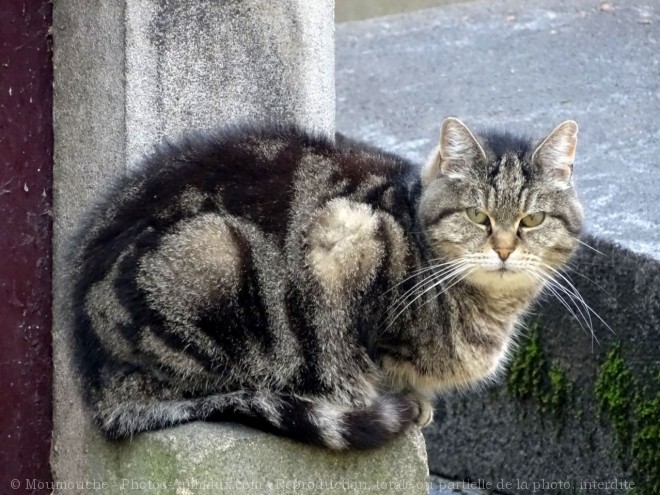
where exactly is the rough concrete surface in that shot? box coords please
[124,0,334,167]
[52,1,128,487]
[53,1,428,493]
[78,424,427,495]
[336,1,659,493]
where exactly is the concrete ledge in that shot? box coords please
[76,424,428,495]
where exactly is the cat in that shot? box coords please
[70,117,583,449]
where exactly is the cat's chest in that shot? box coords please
[456,292,529,335]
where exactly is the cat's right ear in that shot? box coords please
[531,120,578,188]
[422,117,486,186]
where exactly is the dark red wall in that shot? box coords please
[0,1,53,493]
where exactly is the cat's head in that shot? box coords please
[419,118,583,292]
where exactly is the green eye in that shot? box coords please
[521,212,546,228]
[466,207,489,225]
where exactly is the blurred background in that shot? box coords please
[336,0,470,22]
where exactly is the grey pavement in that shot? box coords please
[336,0,660,260]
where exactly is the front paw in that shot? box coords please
[410,394,434,428]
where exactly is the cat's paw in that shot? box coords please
[410,394,434,428]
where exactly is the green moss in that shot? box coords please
[505,328,659,494]
[595,344,636,461]
[595,345,660,495]
[547,361,572,419]
[631,371,660,495]
[506,322,546,407]
[505,322,572,427]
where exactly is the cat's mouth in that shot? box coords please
[480,264,515,274]
[474,263,533,278]
[467,266,539,292]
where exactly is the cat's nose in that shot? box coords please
[494,247,514,261]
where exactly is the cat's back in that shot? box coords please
[77,125,416,256]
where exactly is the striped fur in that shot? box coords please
[71,121,582,449]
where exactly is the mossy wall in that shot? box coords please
[594,345,660,495]
[425,236,660,495]
[506,323,572,424]
[500,324,659,494]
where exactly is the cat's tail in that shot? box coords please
[226,392,421,449]
[96,390,421,450]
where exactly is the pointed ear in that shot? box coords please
[532,120,578,188]
[422,117,486,185]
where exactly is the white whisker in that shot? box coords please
[527,268,595,345]
[384,264,469,323]
[412,266,479,315]
[384,260,470,317]
[538,261,614,335]
[383,259,469,296]
[538,263,594,331]
[576,238,607,256]
[560,265,614,298]
[382,262,474,331]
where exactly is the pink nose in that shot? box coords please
[495,248,513,261]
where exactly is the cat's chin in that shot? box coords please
[466,269,541,294]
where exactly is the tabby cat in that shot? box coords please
[71,118,583,449]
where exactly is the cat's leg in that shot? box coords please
[87,364,196,439]
[306,197,406,297]
[303,197,404,364]
[299,198,418,415]
[379,358,440,428]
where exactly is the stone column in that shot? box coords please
[52,1,428,492]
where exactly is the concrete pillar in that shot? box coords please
[52,1,428,492]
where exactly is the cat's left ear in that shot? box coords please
[532,120,578,188]
[422,117,487,186]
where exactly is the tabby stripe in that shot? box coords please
[427,207,463,225]
[148,322,226,374]
[553,213,581,235]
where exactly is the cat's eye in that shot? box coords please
[466,207,489,225]
[520,212,546,228]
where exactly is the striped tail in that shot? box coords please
[96,391,420,449]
